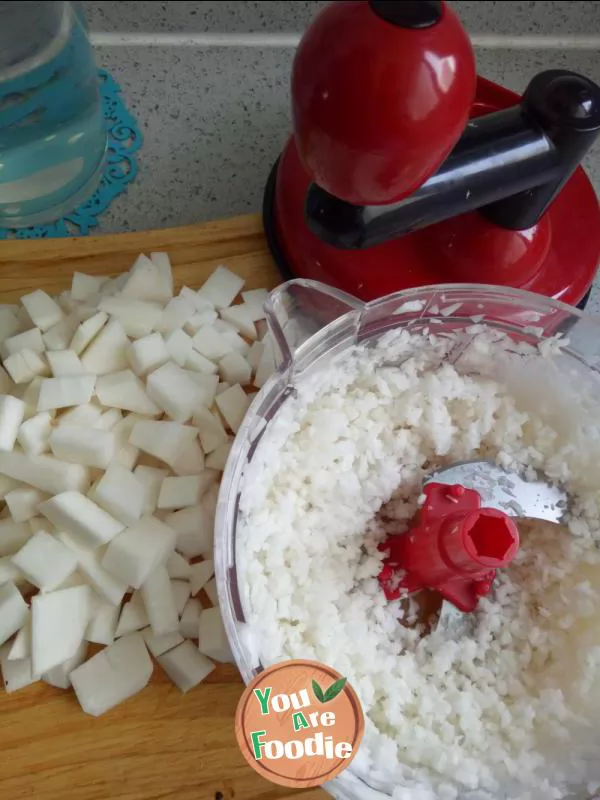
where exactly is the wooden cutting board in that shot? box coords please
[0,214,328,800]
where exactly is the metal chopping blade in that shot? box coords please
[425,460,569,635]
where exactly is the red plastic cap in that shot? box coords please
[291,0,476,205]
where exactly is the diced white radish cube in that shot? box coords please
[0,556,26,588]
[69,312,108,355]
[121,254,170,303]
[0,395,25,450]
[0,520,31,557]
[171,580,191,616]
[146,362,204,423]
[158,640,215,693]
[193,406,229,454]
[3,352,35,384]
[111,413,142,470]
[21,349,50,378]
[191,325,233,361]
[65,544,128,606]
[38,374,96,412]
[166,551,191,580]
[43,313,79,352]
[165,505,212,559]
[133,464,168,515]
[3,328,45,357]
[98,297,163,339]
[206,440,233,472]
[46,349,84,377]
[157,295,196,334]
[50,425,116,470]
[204,577,218,605]
[215,384,251,433]
[0,364,14,395]
[141,566,179,636]
[213,319,236,335]
[0,474,20,501]
[20,290,64,332]
[164,329,193,367]
[5,487,47,522]
[158,476,203,510]
[8,613,31,660]
[42,640,88,689]
[129,420,197,469]
[102,516,176,589]
[115,593,149,637]
[0,306,22,342]
[28,516,47,535]
[80,318,129,375]
[12,531,78,590]
[197,266,244,309]
[31,585,91,674]
[246,340,264,371]
[70,632,153,717]
[186,371,219,408]
[190,560,215,596]
[185,349,218,375]
[98,273,128,299]
[39,491,124,549]
[58,402,103,427]
[221,329,250,357]
[220,304,257,340]
[199,607,233,662]
[90,463,144,527]
[71,273,106,302]
[93,407,122,431]
[96,370,160,416]
[1,654,38,693]
[216,382,230,395]
[0,582,28,646]
[254,337,276,388]
[141,627,183,657]
[0,451,90,495]
[218,352,251,386]
[179,598,201,638]
[150,252,174,300]
[86,602,119,646]
[183,310,218,337]
[126,332,169,376]
[241,288,269,319]
[171,437,205,477]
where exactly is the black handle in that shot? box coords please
[305,69,600,250]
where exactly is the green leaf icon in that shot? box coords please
[312,679,325,703]
[323,677,347,703]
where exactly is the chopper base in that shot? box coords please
[264,77,600,311]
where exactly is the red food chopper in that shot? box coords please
[263,0,600,309]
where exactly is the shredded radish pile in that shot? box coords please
[0,257,274,714]
[238,325,600,800]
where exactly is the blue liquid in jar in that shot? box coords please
[0,7,106,227]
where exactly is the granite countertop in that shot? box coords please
[85,1,600,308]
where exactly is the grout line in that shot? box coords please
[91,31,600,49]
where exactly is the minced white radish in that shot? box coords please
[165,505,212,560]
[133,464,168,515]
[12,531,78,590]
[157,640,214,693]
[42,640,88,690]
[141,566,179,636]
[80,318,129,375]
[166,551,191,580]
[0,395,25,451]
[5,487,47,522]
[115,593,149,637]
[0,451,90,495]
[70,632,153,717]
[86,602,119,646]
[157,475,202,510]
[179,598,201,638]
[215,384,250,433]
[46,350,84,377]
[96,370,160,416]
[196,265,243,310]
[20,291,64,333]
[190,559,214,596]
[39,491,124,549]
[0,582,29,646]
[198,607,233,663]
[141,626,184,657]
[126,332,170,376]
[90,462,145,527]
[50,425,116,470]
[31,585,91,674]
[102,516,176,589]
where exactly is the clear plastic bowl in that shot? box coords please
[215,280,600,799]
